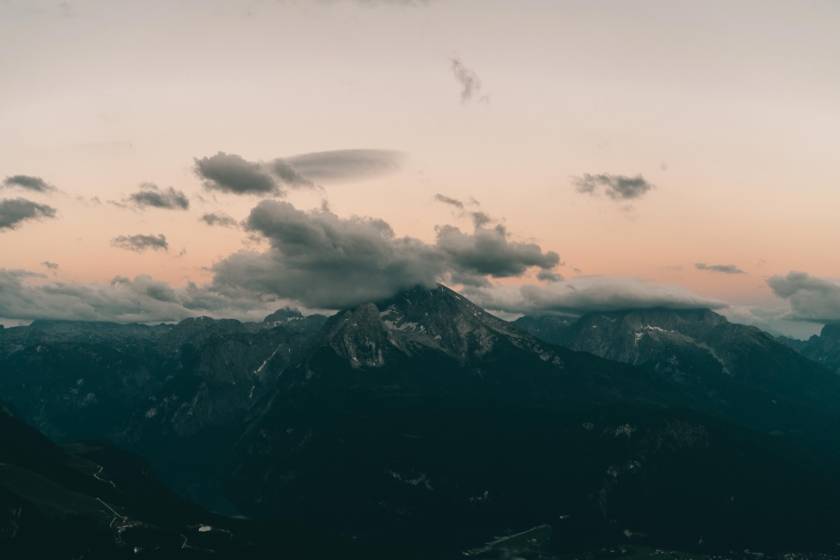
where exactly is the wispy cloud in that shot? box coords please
[127,183,190,210]
[200,212,239,228]
[450,57,486,103]
[695,262,745,274]
[112,234,169,253]
[573,173,654,201]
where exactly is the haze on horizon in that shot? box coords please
[1,0,839,338]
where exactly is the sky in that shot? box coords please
[1,0,839,337]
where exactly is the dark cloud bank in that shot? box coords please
[211,199,560,308]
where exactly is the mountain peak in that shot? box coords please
[820,322,840,340]
[323,284,536,367]
[263,307,304,325]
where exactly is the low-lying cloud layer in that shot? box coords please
[696,262,745,274]
[466,277,725,315]
[0,270,275,324]
[2,175,55,193]
[573,173,654,201]
[768,271,840,322]
[111,234,169,253]
[128,183,190,210]
[0,198,57,231]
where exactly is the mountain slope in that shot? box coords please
[229,287,840,558]
[0,311,327,510]
[0,403,396,559]
[779,322,840,374]
[515,308,840,445]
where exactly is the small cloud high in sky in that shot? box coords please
[0,198,57,230]
[1,0,839,337]
[128,183,190,210]
[573,173,654,201]
[3,175,56,193]
[695,263,745,275]
[111,234,169,253]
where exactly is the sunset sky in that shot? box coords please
[1,0,839,337]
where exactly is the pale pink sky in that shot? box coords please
[1,0,839,336]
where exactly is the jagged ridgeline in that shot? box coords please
[2,285,840,559]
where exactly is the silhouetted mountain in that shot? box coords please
[779,322,840,374]
[515,308,840,447]
[5,291,840,558]
[229,287,840,558]
[0,402,242,558]
[0,403,395,559]
[0,311,327,509]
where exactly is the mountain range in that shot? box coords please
[778,322,840,374]
[2,285,840,559]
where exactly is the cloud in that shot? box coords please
[433,193,493,229]
[212,200,447,308]
[194,152,281,196]
[467,277,725,315]
[695,262,745,274]
[41,261,59,271]
[282,149,404,183]
[434,193,464,210]
[537,270,563,282]
[127,183,190,210]
[768,271,840,322]
[269,159,314,188]
[2,175,55,193]
[195,149,405,195]
[111,234,169,253]
[200,212,239,228]
[450,58,485,103]
[0,270,279,324]
[0,198,57,231]
[573,173,654,201]
[211,200,561,309]
[436,223,560,278]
